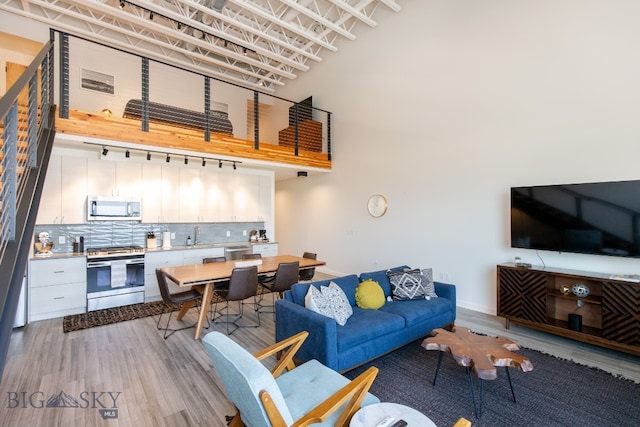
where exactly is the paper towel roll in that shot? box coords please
[162,231,171,249]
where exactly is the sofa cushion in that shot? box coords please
[355,280,385,310]
[288,275,360,306]
[379,297,454,327]
[305,286,334,319]
[387,269,426,300]
[336,308,406,351]
[421,268,438,298]
[358,266,411,297]
[322,282,353,326]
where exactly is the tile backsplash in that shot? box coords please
[35,221,265,253]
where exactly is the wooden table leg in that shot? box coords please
[194,284,213,340]
[176,301,195,320]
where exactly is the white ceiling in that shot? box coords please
[0,0,401,92]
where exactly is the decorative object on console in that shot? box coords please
[572,283,590,308]
[560,284,571,295]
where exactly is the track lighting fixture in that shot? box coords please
[149,11,154,20]
[85,143,242,170]
[119,1,125,9]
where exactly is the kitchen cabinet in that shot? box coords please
[252,243,278,257]
[144,246,224,302]
[29,257,87,321]
[218,172,260,222]
[179,168,203,222]
[199,168,221,222]
[141,164,180,223]
[36,154,87,224]
[86,158,142,198]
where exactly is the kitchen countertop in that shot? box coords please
[30,241,278,260]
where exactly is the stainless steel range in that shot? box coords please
[86,246,145,311]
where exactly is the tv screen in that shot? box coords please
[511,180,640,257]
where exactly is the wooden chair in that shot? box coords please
[298,251,317,281]
[202,330,379,427]
[212,266,261,335]
[155,268,206,339]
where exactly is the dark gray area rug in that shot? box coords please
[344,340,640,427]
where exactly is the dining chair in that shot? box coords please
[155,268,207,339]
[258,261,299,315]
[298,251,317,281]
[212,266,261,335]
[202,330,380,427]
[242,253,262,260]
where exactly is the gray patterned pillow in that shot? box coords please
[304,286,334,319]
[421,268,438,298]
[321,282,353,326]
[387,269,425,300]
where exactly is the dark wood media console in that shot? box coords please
[497,263,640,356]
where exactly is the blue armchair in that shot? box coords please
[202,330,380,427]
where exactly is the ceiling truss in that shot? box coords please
[0,0,401,92]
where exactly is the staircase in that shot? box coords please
[0,39,56,384]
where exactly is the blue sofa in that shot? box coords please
[275,266,456,372]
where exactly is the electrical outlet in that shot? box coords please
[58,236,65,244]
[226,230,231,237]
[243,230,247,236]
[171,232,176,239]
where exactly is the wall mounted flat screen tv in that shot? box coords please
[511,180,640,257]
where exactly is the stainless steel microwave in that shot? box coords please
[87,196,142,221]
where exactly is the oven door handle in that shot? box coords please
[125,258,145,265]
[87,261,111,268]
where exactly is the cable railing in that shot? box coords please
[0,39,54,258]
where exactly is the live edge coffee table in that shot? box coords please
[422,327,534,418]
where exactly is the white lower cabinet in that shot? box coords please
[252,243,278,257]
[144,246,225,302]
[29,257,87,321]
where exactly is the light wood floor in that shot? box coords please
[1,284,638,426]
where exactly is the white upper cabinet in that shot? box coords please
[199,168,220,222]
[86,158,141,198]
[141,163,162,223]
[160,166,181,223]
[179,167,203,222]
[36,153,87,224]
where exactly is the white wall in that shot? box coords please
[275,0,640,314]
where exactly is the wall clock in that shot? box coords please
[367,194,388,218]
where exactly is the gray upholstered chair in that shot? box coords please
[155,268,206,339]
[202,330,380,427]
[258,261,299,315]
[298,251,317,281]
[212,266,261,335]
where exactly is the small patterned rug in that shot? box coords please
[63,301,179,333]
[62,293,226,333]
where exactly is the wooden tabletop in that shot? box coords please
[422,327,534,380]
[160,254,326,287]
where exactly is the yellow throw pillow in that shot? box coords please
[355,279,385,310]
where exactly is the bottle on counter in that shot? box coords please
[186,236,192,246]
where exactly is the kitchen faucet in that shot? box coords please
[194,227,200,246]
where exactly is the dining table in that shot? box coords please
[160,254,326,339]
